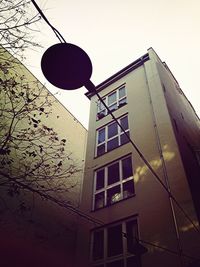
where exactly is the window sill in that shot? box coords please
[91,193,136,212]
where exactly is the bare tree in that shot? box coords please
[0,1,84,214]
[0,0,41,58]
[0,49,82,216]
[0,3,85,265]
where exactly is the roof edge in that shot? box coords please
[0,45,87,130]
[86,52,149,99]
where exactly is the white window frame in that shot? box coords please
[93,155,134,210]
[91,217,140,267]
[97,85,127,120]
[96,114,129,157]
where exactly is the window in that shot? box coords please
[91,218,141,267]
[97,86,127,120]
[93,156,134,210]
[96,115,129,157]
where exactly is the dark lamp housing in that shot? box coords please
[41,43,93,90]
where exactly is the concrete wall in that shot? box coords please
[145,48,200,261]
[154,51,200,222]
[76,49,200,267]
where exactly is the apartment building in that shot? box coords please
[76,48,200,267]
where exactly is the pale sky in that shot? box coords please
[24,0,200,129]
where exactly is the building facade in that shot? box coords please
[0,46,87,267]
[76,48,200,267]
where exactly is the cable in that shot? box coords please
[29,2,200,262]
[2,171,104,226]
[133,237,200,262]
[85,80,200,235]
[30,0,67,43]
[2,159,199,261]
[7,170,200,262]
[86,83,200,263]
[29,0,200,235]
[92,221,200,263]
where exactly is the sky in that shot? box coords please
[24,0,200,129]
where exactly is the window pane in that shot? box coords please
[120,116,128,131]
[122,157,133,179]
[107,224,123,257]
[97,144,105,156]
[108,162,119,185]
[96,169,105,190]
[119,87,126,99]
[109,103,118,112]
[118,97,127,107]
[107,185,121,205]
[95,192,104,209]
[126,220,138,253]
[93,230,104,260]
[127,256,141,267]
[98,128,105,144]
[107,137,119,151]
[123,180,134,198]
[120,131,130,145]
[108,92,116,106]
[98,98,106,111]
[107,259,124,267]
[108,122,118,139]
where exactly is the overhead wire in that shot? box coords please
[29,0,200,263]
[31,0,66,43]
[2,170,104,226]
[86,80,200,234]
[8,165,199,262]
[85,82,200,265]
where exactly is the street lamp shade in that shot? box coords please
[41,43,93,90]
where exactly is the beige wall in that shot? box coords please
[148,48,200,257]
[0,47,87,267]
[41,97,88,206]
[145,48,200,259]
[77,49,200,267]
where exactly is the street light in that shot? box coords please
[41,43,94,92]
